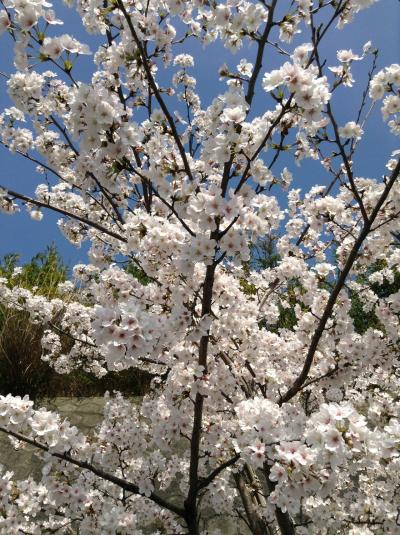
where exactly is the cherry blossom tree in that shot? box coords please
[0,0,399,533]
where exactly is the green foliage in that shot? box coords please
[48,368,152,398]
[243,235,400,336]
[349,294,382,335]
[275,301,298,331]
[263,281,300,333]
[242,235,299,331]
[349,234,400,333]
[125,261,151,285]
[0,244,68,297]
[349,258,400,334]
[63,59,73,72]
[239,278,257,296]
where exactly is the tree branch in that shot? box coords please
[280,158,400,404]
[197,453,240,492]
[245,0,278,107]
[117,0,195,182]
[0,425,185,517]
[1,186,127,244]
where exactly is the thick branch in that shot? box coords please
[185,262,217,531]
[263,463,296,535]
[0,425,185,517]
[234,471,272,535]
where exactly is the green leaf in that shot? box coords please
[63,59,73,72]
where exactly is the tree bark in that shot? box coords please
[234,469,273,535]
[185,263,217,534]
[184,505,200,535]
[263,463,296,535]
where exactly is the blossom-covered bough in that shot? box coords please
[0,0,399,533]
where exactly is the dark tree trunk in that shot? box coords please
[234,471,273,535]
[263,463,296,535]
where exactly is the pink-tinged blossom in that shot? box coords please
[0,10,10,34]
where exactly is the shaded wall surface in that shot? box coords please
[0,397,106,479]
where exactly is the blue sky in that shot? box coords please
[0,1,399,267]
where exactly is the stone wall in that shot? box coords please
[0,397,106,479]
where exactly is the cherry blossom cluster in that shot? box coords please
[262,60,330,121]
[369,64,400,135]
